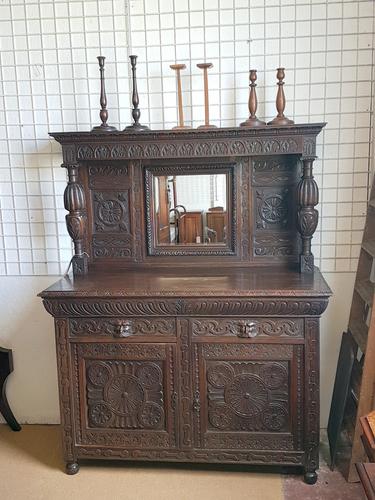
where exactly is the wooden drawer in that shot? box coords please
[190,317,304,339]
[68,317,176,338]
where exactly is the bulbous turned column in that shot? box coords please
[296,157,319,273]
[63,164,88,275]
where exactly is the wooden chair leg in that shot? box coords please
[0,348,21,431]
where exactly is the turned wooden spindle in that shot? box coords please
[125,55,149,131]
[197,63,216,129]
[240,69,265,127]
[92,56,117,132]
[170,64,191,130]
[268,67,294,126]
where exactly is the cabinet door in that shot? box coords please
[192,342,304,454]
[71,342,178,451]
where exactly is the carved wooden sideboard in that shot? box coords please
[40,124,331,484]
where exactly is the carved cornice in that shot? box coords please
[50,125,326,162]
[43,297,329,317]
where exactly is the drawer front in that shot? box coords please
[191,317,304,339]
[72,342,178,450]
[192,342,304,452]
[69,317,176,338]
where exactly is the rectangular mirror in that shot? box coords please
[145,164,236,256]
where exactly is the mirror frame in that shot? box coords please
[144,162,237,256]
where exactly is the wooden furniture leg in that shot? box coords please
[0,347,21,431]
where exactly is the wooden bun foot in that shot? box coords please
[66,462,80,475]
[304,471,317,485]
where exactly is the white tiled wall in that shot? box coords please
[0,0,374,275]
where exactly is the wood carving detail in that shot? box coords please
[205,361,289,433]
[256,189,289,229]
[86,360,165,430]
[88,165,129,189]
[77,446,304,465]
[305,318,320,472]
[93,191,130,233]
[70,318,176,337]
[55,320,75,462]
[43,298,329,317]
[179,320,193,447]
[77,343,166,360]
[253,233,296,257]
[92,235,133,259]
[202,344,293,360]
[77,138,300,161]
[191,318,303,337]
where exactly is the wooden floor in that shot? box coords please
[0,425,364,500]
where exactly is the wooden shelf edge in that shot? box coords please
[349,319,368,353]
[363,240,375,259]
[355,280,375,306]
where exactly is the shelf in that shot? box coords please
[355,280,375,306]
[369,198,375,209]
[363,240,375,259]
[349,319,368,353]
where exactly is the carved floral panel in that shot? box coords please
[93,191,130,233]
[205,360,290,433]
[86,359,166,430]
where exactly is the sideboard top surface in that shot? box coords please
[40,267,331,299]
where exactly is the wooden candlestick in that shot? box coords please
[92,56,117,132]
[170,64,191,130]
[240,69,265,127]
[125,55,149,131]
[268,67,294,126]
[197,63,216,129]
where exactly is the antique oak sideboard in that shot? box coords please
[40,124,331,484]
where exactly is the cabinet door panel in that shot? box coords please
[192,342,303,452]
[72,342,178,449]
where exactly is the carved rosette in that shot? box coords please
[296,158,319,273]
[63,164,88,275]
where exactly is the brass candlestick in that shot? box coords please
[125,55,149,131]
[92,56,117,132]
[240,69,265,127]
[268,67,294,126]
[197,62,216,129]
[170,64,191,130]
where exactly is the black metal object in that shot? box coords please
[327,331,357,469]
[0,347,21,431]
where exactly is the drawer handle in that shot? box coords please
[238,321,258,338]
[113,319,133,338]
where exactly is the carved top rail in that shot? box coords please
[50,123,325,162]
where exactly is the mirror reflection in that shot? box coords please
[154,174,228,245]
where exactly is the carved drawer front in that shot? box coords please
[191,318,303,339]
[192,342,304,454]
[69,317,176,338]
[72,342,178,449]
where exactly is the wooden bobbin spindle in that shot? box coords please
[268,67,294,126]
[125,55,149,131]
[240,69,265,127]
[92,56,117,132]
[170,64,192,130]
[197,62,216,129]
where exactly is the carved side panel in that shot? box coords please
[72,343,177,448]
[252,157,300,259]
[55,319,76,462]
[88,165,129,189]
[305,318,320,473]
